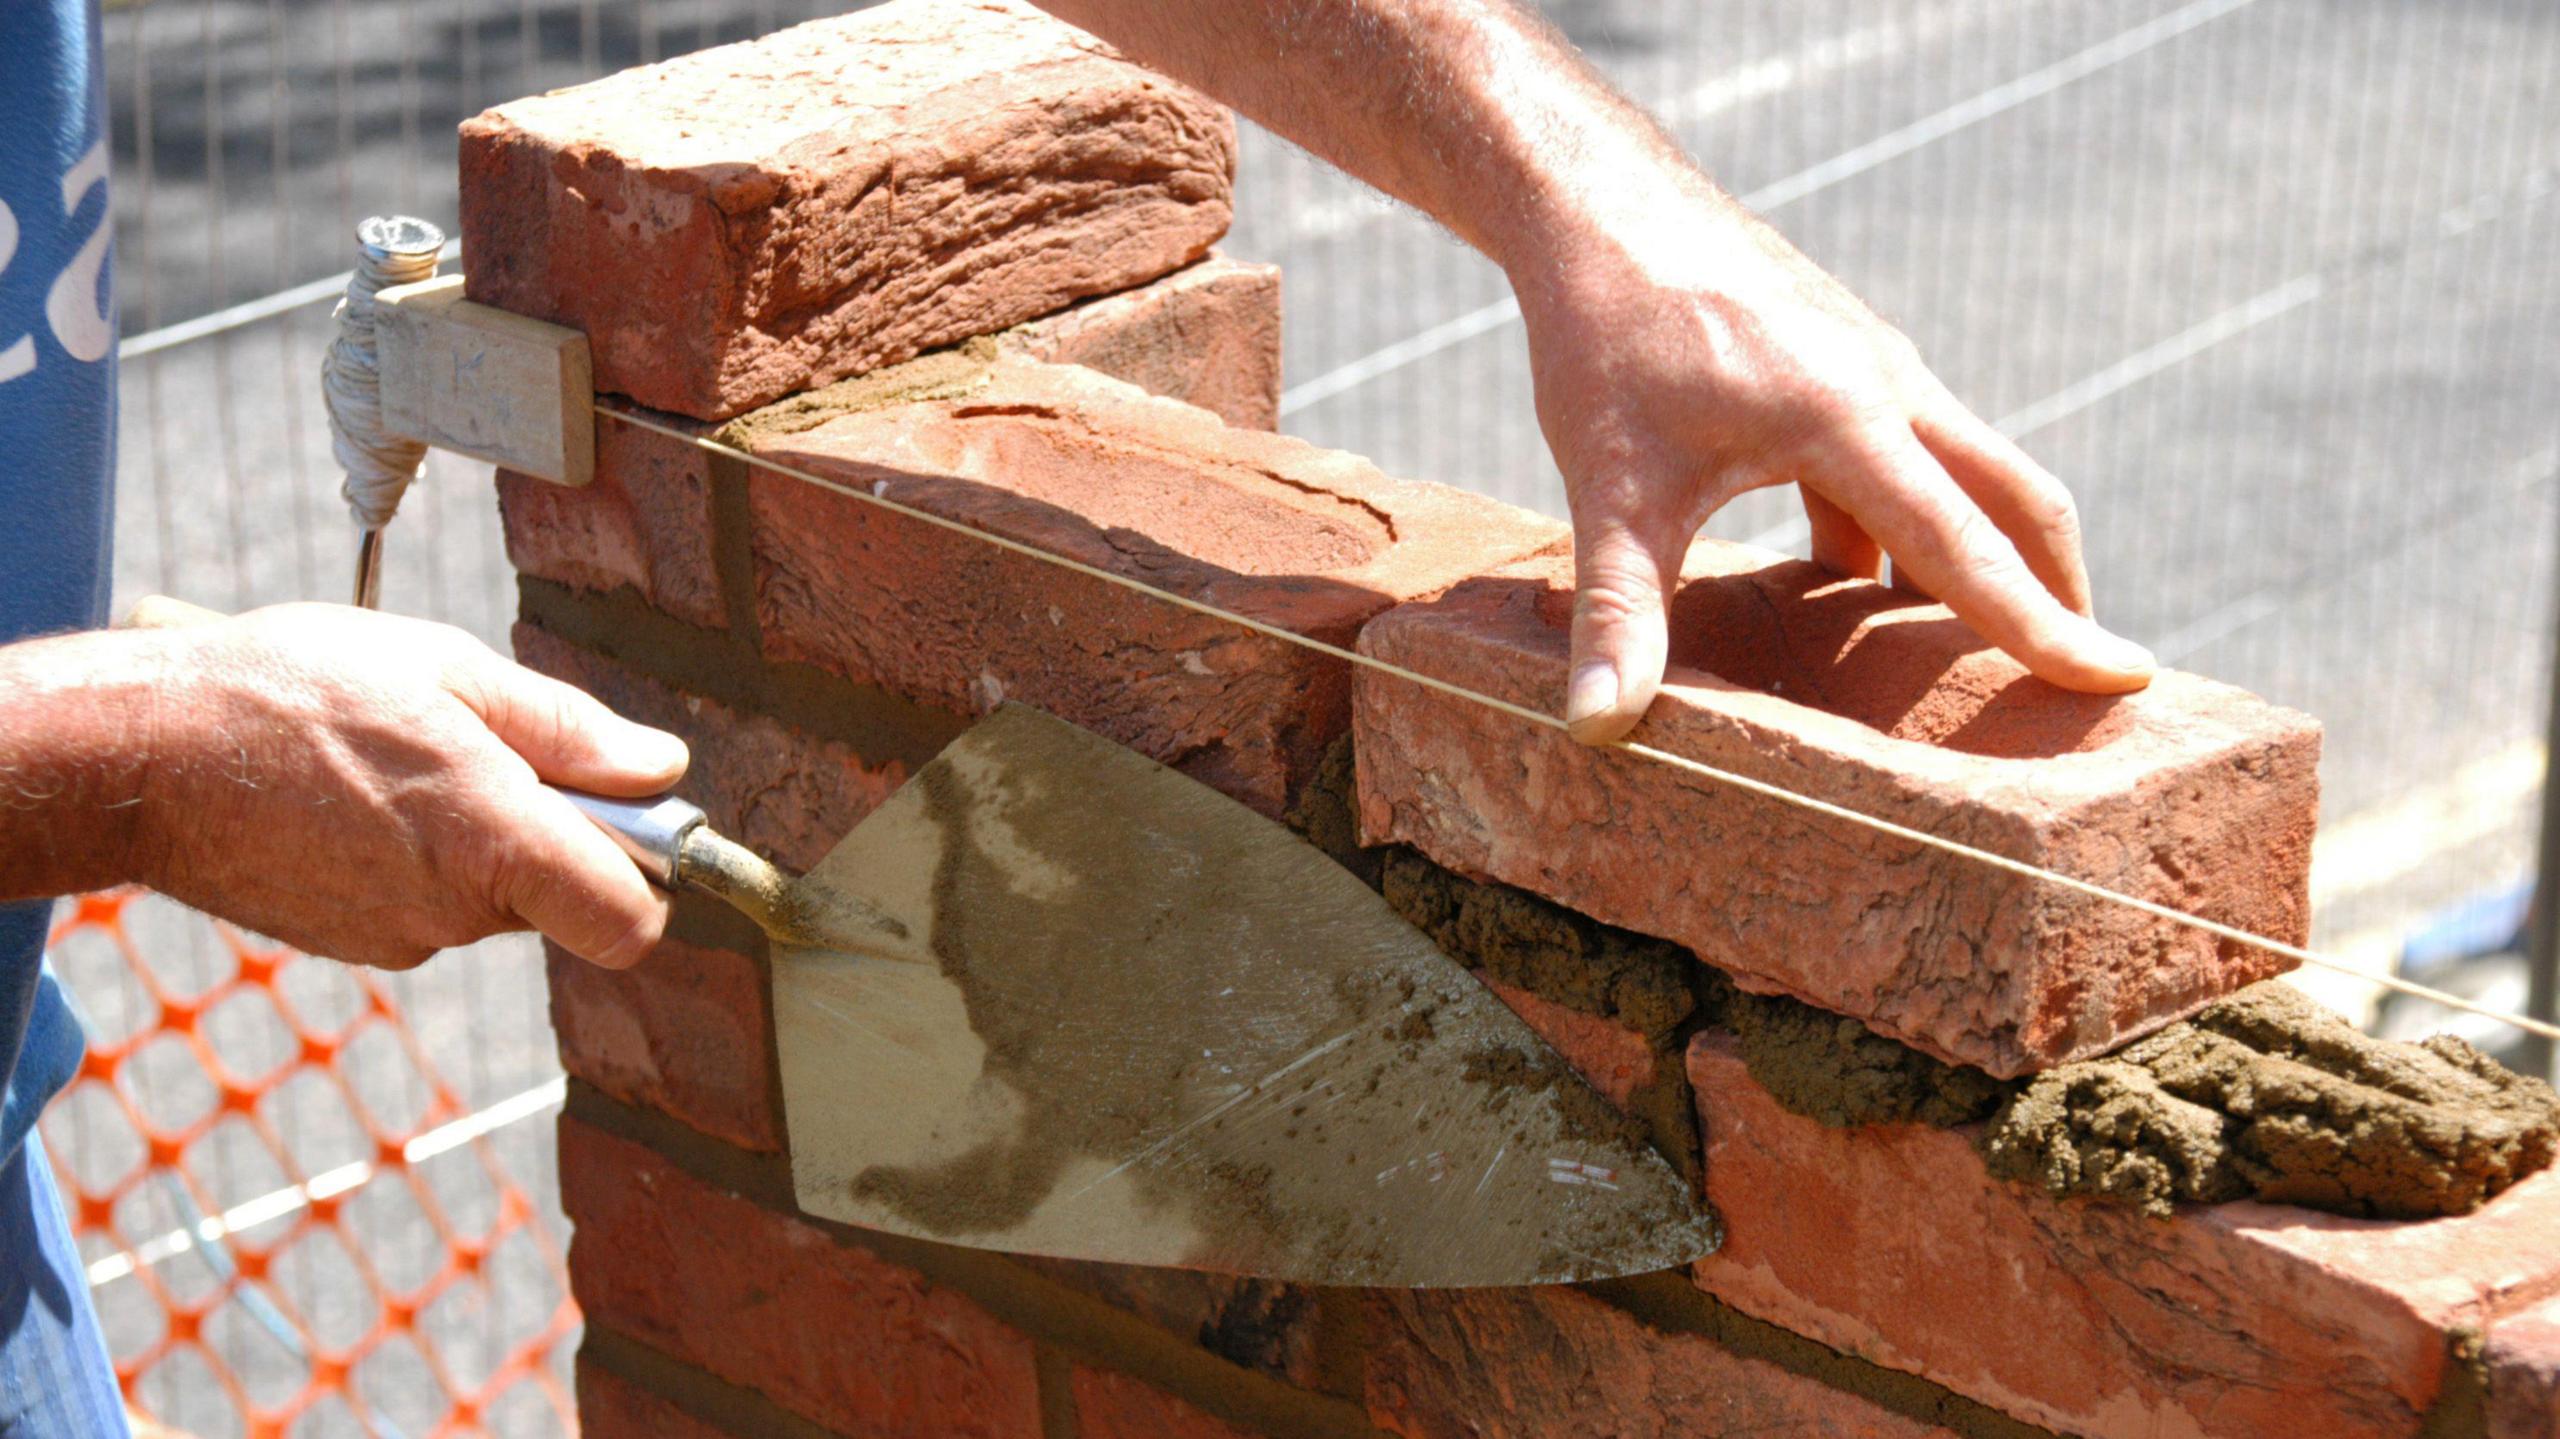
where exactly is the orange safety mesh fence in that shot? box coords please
[37,889,580,1439]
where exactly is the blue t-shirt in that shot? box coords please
[1,0,116,1167]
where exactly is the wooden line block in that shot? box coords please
[377,273,594,486]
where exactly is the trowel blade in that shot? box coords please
[770,702,1721,1287]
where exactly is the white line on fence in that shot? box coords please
[1991,274,2327,441]
[82,1073,565,1289]
[117,238,462,362]
[1277,0,2265,419]
[1266,0,2046,247]
[1741,164,2556,558]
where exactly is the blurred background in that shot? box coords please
[47,0,2560,1432]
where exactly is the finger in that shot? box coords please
[1911,396,2093,616]
[491,783,674,969]
[445,649,690,795]
[1821,426,2154,694]
[1800,490,1883,581]
[1565,514,1686,745]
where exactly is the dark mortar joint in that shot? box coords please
[517,574,970,771]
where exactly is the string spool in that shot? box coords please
[321,215,444,609]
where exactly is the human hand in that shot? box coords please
[120,601,688,969]
[1508,196,2156,743]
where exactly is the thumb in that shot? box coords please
[1565,516,1683,745]
[446,652,690,795]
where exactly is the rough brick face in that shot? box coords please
[741,356,1564,815]
[562,1118,1045,1439]
[546,937,777,1152]
[2489,1295,2560,1439]
[1356,547,2321,1075]
[1002,254,1282,429]
[459,0,1236,419]
[498,412,725,629]
[1687,1033,2560,1438]
[1364,1288,1957,1439]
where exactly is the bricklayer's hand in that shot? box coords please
[1509,198,2158,743]
[41,603,689,970]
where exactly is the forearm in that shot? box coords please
[1027,0,1721,279]
[0,629,166,902]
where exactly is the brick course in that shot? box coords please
[1356,547,2321,1076]
[495,253,1282,634]
[460,0,1235,419]
[1688,1032,2560,1438]
[740,355,1564,815]
[562,1117,1046,1438]
[546,935,778,1152]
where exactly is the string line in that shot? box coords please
[594,401,2560,1046]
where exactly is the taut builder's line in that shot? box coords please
[593,400,2560,1046]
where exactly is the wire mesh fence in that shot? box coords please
[50,0,2560,1431]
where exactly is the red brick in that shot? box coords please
[1355,548,2320,1075]
[576,1357,734,1439]
[743,356,1565,816]
[2489,1294,2560,1439]
[459,0,1235,419]
[1475,974,1659,1112]
[1002,254,1282,430]
[1686,1033,2560,1438]
[496,258,1284,626]
[1364,1287,1956,1439]
[498,411,724,629]
[1069,1367,1257,1439]
[511,624,907,873]
[547,937,777,1151]
[561,1117,1044,1438]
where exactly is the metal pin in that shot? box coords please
[353,526,386,609]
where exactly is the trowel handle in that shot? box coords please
[555,788,708,886]
[553,785,799,940]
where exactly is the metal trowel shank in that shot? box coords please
[760,703,1719,1287]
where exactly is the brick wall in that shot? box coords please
[466,5,2560,1435]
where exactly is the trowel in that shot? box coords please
[569,701,1722,1286]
